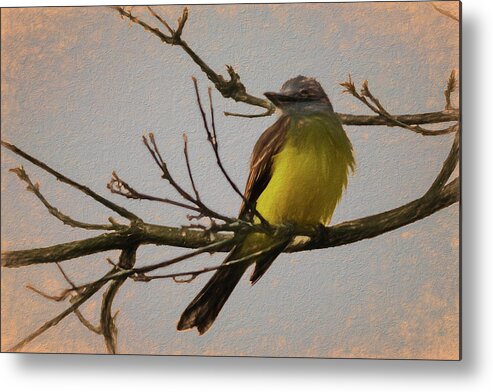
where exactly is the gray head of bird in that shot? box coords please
[264,75,334,114]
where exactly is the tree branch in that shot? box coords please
[108,171,201,212]
[340,76,458,136]
[100,278,124,354]
[8,269,113,352]
[337,110,458,126]
[133,237,289,283]
[55,263,102,334]
[57,237,239,291]
[111,6,274,117]
[99,246,136,354]
[299,177,458,252]
[1,140,140,222]
[192,78,269,226]
[2,177,458,268]
[8,166,121,231]
[111,6,459,128]
[426,130,460,196]
[141,133,234,223]
[182,133,201,202]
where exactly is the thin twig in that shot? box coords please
[98,247,137,352]
[61,237,238,292]
[134,238,289,282]
[142,133,234,223]
[1,140,140,222]
[182,133,201,201]
[26,284,74,302]
[208,88,218,147]
[146,6,174,35]
[174,7,188,39]
[55,262,102,334]
[341,76,459,136]
[113,6,460,127]
[9,270,114,352]
[8,166,121,231]
[337,110,458,126]
[111,6,274,116]
[26,265,103,335]
[193,79,269,226]
[74,310,102,335]
[224,108,277,118]
[55,262,77,288]
[108,171,200,212]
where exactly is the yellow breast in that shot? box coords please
[255,113,354,226]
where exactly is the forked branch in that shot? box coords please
[340,75,459,136]
[111,6,274,117]
[111,6,459,125]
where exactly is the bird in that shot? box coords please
[177,75,355,334]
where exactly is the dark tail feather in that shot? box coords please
[177,239,290,334]
[177,246,248,334]
[249,239,290,285]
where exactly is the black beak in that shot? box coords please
[264,92,298,106]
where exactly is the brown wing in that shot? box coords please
[239,115,290,220]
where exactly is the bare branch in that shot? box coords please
[426,129,460,196]
[111,6,274,117]
[174,7,188,39]
[26,284,74,302]
[117,237,236,278]
[2,176,458,269]
[8,270,112,352]
[224,108,276,118]
[135,238,289,282]
[57,237,238,292]
[193,78,269,226]
[74,309,102,335]
[108,171,200,212]
[27,263,104,336]
[55,262,77,288]
[338,110,458,126]
[100,245,138,354]
[55,263,102,335]
[8,166,120,231]
[111,6,172,43]
[182,133,201,201]
[1,140,140,222]
[2,229,137,268]
[142,133,234,223]
[341,76,458,136]
[146,6,173,35]
[100,278,125,353]
[12,247,140,352]
[112,6,460,128]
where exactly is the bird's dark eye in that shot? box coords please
[300,89,309,96]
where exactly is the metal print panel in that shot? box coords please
[1,1,461,359]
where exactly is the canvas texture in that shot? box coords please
[0,1,460,359]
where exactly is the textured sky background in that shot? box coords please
[1,1,459,359]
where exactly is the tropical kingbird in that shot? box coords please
[178,75,355,334]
